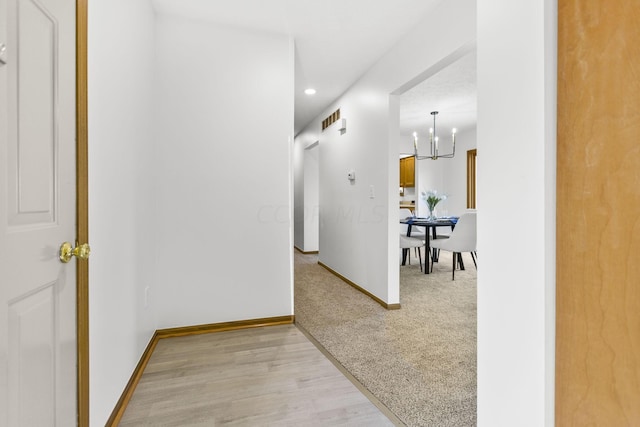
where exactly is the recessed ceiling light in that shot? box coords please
[304,88,316,95]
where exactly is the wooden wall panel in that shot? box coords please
[556,1,640,425]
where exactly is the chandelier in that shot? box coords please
[413,111,456,160]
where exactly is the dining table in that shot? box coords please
[400,217,459,274]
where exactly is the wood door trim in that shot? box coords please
[76,0,89,425]
[466,149,476,209]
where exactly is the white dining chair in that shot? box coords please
[399,208,413,233]
[400,235,424,271]
[429,212,477,279]
[400,208,425,261]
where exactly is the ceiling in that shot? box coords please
[399,51,477,138]
[151,0,476,136]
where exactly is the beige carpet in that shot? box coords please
[294,250,477,427]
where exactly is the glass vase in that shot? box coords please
[427,206,437,220]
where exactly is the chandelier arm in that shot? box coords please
[413,110,456,160]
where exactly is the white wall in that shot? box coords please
[303,144,319,251]
[88,0,157,424]
[442,127,476,215]
[477,0,556,426]
[293,133,305,250]
[317,97,391,303]
[293,134,320,252]
[414,127,476,217]
[153,14,294,328]
[296,0,476,304]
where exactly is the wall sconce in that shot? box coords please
[338,118,347,134]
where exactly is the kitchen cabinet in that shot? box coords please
[399,156,415,187]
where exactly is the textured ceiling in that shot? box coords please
[399,51,477,140]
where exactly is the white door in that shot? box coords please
[0,0,78,425]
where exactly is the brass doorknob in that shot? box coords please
[59,242,91,263]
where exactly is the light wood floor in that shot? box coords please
[119,324,399,426]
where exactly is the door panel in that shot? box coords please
[9,0,57,224]
[8,284,56,426]
[0,0,77,425]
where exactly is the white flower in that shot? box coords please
[421,190,448,211]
